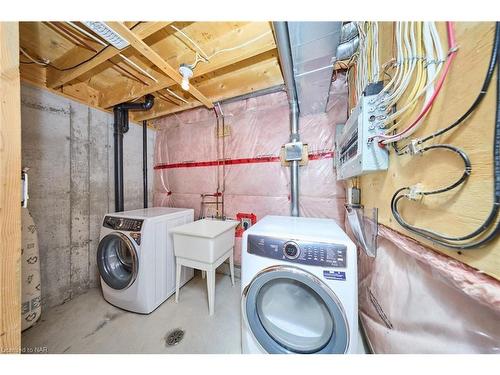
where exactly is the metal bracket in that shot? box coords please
[21,167,29,208]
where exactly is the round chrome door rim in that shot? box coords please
[242,264,350,354]
[97,232,139,290]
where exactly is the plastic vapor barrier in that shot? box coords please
[357,224,500,353]
[153,75,348,264]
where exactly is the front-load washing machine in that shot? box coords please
[97,207,194,314]
[241,215,358,354]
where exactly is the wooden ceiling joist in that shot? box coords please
[19,21,283,121]
[133,49,282,121]
[46,22,171,89]
[99,23,276,109]
[106,22,213,109]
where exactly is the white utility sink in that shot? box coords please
[170,218,239,264]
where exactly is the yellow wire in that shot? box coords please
[385,22,425,124]
[385,22,430,132]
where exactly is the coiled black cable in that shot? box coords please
[390,22,500,249]
[418,22,500,144]
[20,22,142,72]
[391,145,477,243]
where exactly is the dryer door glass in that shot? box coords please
[97,233,138,290]
[243,267,349,354]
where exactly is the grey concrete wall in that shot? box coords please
[21,84,156,308]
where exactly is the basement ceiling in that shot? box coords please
[19,21,284,121]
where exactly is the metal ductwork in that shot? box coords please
[337,37,359,61]
[287,22,342,115]
[337,22,359,61]
[113,95,154,212]
[273,22,300,217]
[274,22,343,216]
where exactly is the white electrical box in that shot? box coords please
[335,92,389,180]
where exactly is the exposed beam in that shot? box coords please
[99,23,276,109]
[0,21,22,354]
[47,22,171,88]
[133,51,282,121]
[106,22,213,108]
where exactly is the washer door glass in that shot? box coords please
[244,267,348,354]
[97,233,138,290]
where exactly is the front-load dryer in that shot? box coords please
[97,207,194,314]
[241,215,358,354]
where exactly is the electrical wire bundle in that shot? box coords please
[370,22,452,146]
[354,22,380,101]
[390,22,500,249]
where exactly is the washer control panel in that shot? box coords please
[103,216,143,232]
[247,234,347,268]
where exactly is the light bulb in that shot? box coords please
[179,64,193,92]
[181,77,190,91]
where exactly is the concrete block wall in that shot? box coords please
[21,84,155,308]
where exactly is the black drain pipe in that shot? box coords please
[143,120,148,209]
[113,94,154,212]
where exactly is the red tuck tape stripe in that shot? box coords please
[154,151,334,170]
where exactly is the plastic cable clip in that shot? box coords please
[408,139,422,155]
[407,183,424,201]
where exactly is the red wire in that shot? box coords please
[378,22,457,144]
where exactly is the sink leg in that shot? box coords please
[175,262,182,303]
[201,270,206,279]
[229,253,235,287]
[207,270,215,316]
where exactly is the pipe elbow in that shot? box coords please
[142,94,155,110]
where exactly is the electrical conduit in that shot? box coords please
[273,22,300,217]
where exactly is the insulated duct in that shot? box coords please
[337,37,359,61]
[113,95,154,212]
[287,22,342,115]
[273,22,300,217]
[337,22,360,61]
[340,22,359,44]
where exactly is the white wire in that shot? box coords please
[380,22,446,143]
[172,25,272,70]
[66,21,158,83]
[423,22,436,102]
[370,22,380,83]
[119,54,158,82]
[171,25,209,60]
[355,22,367,100]
[205,31,272,60]
[380,21,415,109]
[66,21,107,47]
[376,22,402,100]
[216,102,225,116]
[20,47,49,66]
[166,88,189,104]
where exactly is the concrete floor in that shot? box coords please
[22,273,368,354]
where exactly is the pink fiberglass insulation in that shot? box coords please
[153,75,348,264]
[355,223,500,353]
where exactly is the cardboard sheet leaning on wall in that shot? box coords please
[21,208,42,331]
[153,75,349,264]
[357,224,500,353]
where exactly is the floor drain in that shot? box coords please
[165,329,185,346]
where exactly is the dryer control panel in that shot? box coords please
[247,234,347,268]
[103,216,143,232]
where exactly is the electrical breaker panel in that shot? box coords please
[335,91,389,181]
